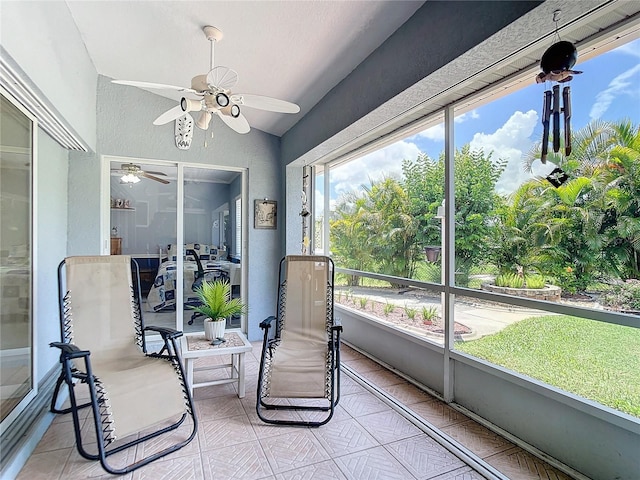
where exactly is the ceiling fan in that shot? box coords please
[112,25,300,135]
[111,163,170,184]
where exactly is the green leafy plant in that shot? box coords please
[601,280,640,311]
[190,279,248,321]
[404,303,418,320]
[495,273,524,288]
[524,274,546,289]
[552,266,592,295]
[421,305,439,323]
[383,301,395,316]
[358,296,369,309]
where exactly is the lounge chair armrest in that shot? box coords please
[144,325,183,340]
[332,317,343,333]
[260,316,276,330]
[50,342,90,359]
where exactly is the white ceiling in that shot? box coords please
[65,0,424,137]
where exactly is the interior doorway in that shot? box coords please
[107,157,245,334]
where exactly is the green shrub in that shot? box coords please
[495,273,524,288]
[551,266,592,294]
[421,305,439,323]
[383,301,395,316]
[525,275,546,289]
[416,262,441,283]
[404,303,418,320]
[601,280,640,311]
[358,296,369,309]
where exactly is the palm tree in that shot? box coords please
[520,119,640,282]
[596,120,640,278]
[523,119,615,175]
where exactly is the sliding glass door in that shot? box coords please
[0,91,34,426]
[108,158,244,334]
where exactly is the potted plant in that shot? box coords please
[190,279,248,342]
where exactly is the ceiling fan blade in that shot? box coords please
[141,172,170,184]
[206,66,239,91]
[112,79,198,95]
[217,111,250,134]
[153,105,186,125]
[231,93,300,113]
[141,170,167,176]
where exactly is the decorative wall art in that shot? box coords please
[175,113,194,150]
[254,199,277,229]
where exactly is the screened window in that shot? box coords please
[323,37,640,417]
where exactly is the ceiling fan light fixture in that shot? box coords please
[121,173,141,184]
[215,92,230,108]
[220,104,241,118]
[181,97,202,113]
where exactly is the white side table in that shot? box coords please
[180,329,253,397]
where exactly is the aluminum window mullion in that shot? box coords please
[176,165,185,332]
[443,105,456,403]
[324,165,331,256]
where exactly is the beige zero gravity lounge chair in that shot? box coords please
[256,255,342,427]
[50,255,197,475]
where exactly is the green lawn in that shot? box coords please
[455,315,640,417]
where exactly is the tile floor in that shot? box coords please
[16,342,575,480]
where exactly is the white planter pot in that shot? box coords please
[204,319,226,341]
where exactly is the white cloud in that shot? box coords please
[412,109,480,142]
[589,64,640,120]
[330,140,421,196]
[455,109,480,123]
[469,110,545,194]
[314,189,324,215]
[416,123,444,141]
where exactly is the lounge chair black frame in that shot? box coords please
[50,256,197,475]
[256,255,342,427]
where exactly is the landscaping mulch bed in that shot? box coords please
[335,297,471,336]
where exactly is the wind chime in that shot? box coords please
[300,166,311,254]
[535,10,582,187]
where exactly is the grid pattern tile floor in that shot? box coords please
[16,342,575,480]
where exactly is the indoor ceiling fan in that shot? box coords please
[111,163,170,184]
[112,25,300,135]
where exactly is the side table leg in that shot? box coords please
[238,352,245,398]
[231,353,238,380]
[186,358,194,396]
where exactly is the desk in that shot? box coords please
[180,330,252,397]
[110,237,122,255]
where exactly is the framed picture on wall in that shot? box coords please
[254,199,277,229]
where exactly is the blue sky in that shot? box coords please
[323,37,640,207]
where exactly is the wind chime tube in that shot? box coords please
[563,86,572,156]
[541,90,552,163]
[552,85,561,153]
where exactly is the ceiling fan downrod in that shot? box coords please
[203,25,223,71]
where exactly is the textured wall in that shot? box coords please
[35,131,69,379]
